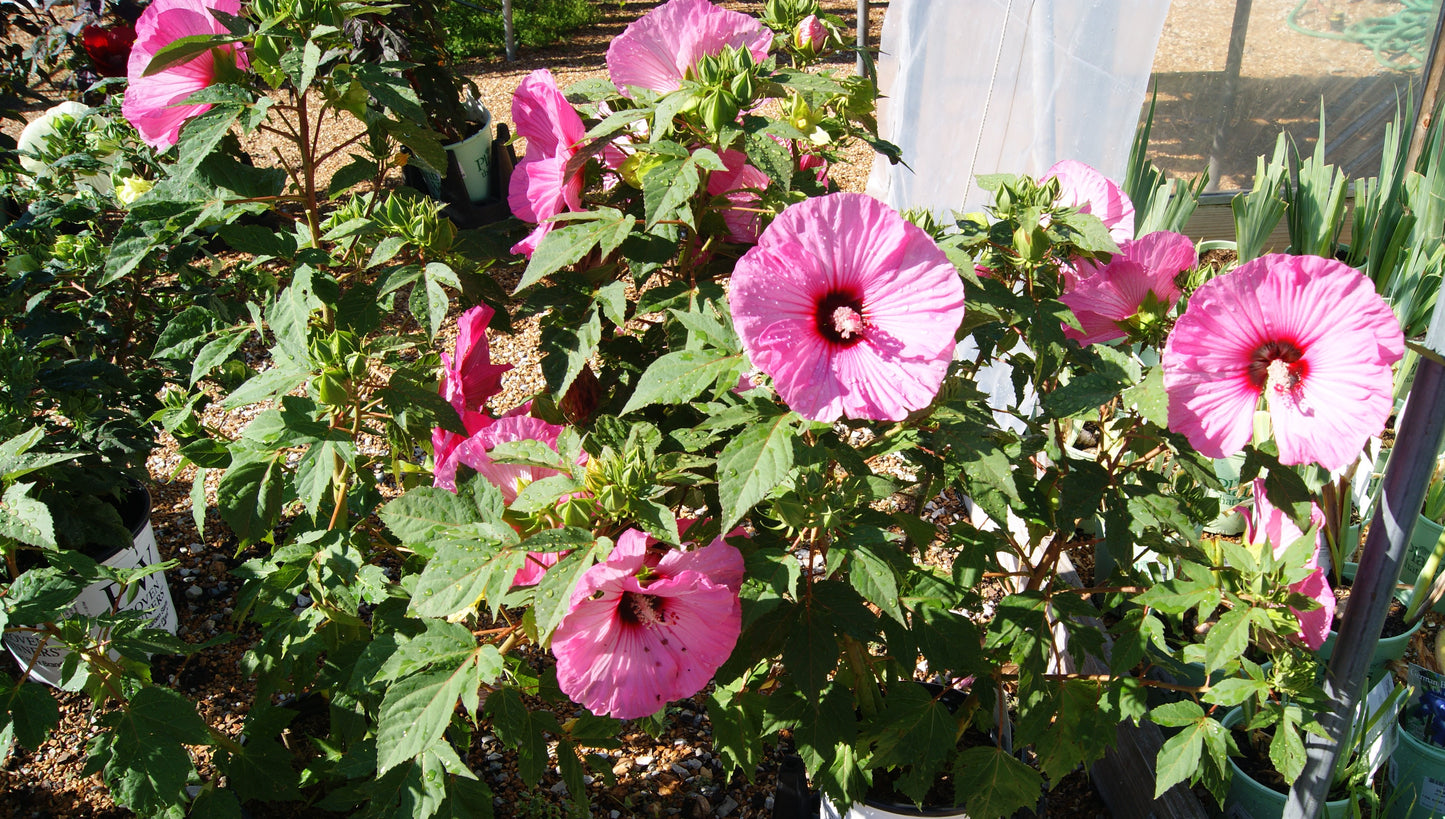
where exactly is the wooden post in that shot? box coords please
[1406,4,1445,169]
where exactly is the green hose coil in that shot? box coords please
[1287,0,1440,72]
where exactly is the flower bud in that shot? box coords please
[793,14,827,55]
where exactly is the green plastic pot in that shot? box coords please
[1388,713,1445,819]
[1222,708,1353,819]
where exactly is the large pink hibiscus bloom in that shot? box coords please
[1043,160,1135,243]
[1241,479,1335,650]
[552,528,744,719]
[606,0,772,98]
[1060,230,1196,345]
[122,0,248,150]
[728,193,966,422]
[509,69,587,257]
[1163,254,1403,471]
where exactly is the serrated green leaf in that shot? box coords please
[1148,699,1205,728]
[847,542,902,623]
[376,664,473,774]
[531,546,598,647]
[516,221,603,293]
[1125,366,1169,426]
[540,306,601,401]
[953,745,1044,819]
[1152,717,1207,799]
[717,413,798,529]
[216,450,285,546]
[1204,606,1253,675]
[0,483,56,548]
[381,488,482,545]
[85,687,209,815]
[622,349,742,414]
[190,329,249,386]
[781,606,838,699]
[410,539,520,620]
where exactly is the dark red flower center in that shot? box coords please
[1247,339,1307,396]
[619,591,665,627]
[815,289,867,347]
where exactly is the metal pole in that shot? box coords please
[856,0,869,78]
[503,0,517,62]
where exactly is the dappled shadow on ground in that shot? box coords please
[1145,70,1417,190]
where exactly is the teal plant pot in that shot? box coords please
[1222,708,1353,818]
[1317,563,1424,676]
[1389,712,1445,818]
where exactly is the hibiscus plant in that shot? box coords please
[0,0,1426,816]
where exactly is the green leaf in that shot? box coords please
[1148,699,1205,728]
[85,687,210,815]
[644,157,701,228]
[376,664,474,774]
[329,155,378,198]
[380,488,479,544]
[1152,717,1207,799]
[530,543,600,645]
[517,216,634,293]
[846,541,903,623]
[1203,606,1253,675]
[781,606,838,699]
[410,539,520,620]
[953,746,1044,819]
[540,306,602,401]
[4,680,59,749]
[142,34,244,76]
[1041,371,1124,418]
[216,450,286,546]
[717,412,798,530]
[1123,366,1169,427]
[170,102,245,190]
[217,223,299,259]
[190,329,249,386]
[1269,710,1306,783]
[621,349,743,414]
[0,483,56,548]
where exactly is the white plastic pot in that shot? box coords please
[3,484,178,687]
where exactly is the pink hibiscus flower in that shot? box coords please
[1042,160,1135,243]
[551,528,744,719]
[508,69,587,258]
[606,0,772,98]
[122,0,248,150]
[728,193,967,422]
[707,149,770,243]
[1163,254,1403,471]
[1060,230,1196,345]
[1241,479,1335,650]
[441,304,512,416]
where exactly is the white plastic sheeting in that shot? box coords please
[865,0,1172,216]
